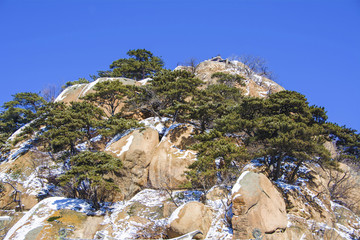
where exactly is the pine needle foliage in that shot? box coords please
[57,151,122,209]
[110,49,164,80]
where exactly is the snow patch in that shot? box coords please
[6,139,33,162]
[231,171,249,194]
[117,135,134,157]
[105,129,134,150]
[138,78,152,85]
[168,202,188,224]
[8,119,36,142]
[54,84,82,102]
[140,117,169,135]
[78,79,100,98]
[5,197,95,240]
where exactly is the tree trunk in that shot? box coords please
[273,154,284,181]
[289,160,303,183]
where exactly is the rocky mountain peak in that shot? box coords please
[176,57,285,98]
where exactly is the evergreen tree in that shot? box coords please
[325,123,360,162]
[57,151,122,209]
[186,130,248,198]
[82,80,131,116]
[0,92,46,135]
[215,91,332,182]
[151,70,203,122]
[41,102,104,156]
[211,72,245,87]
[62,78,90,89]
[99,113,142,138]
[110,49,164,80]
[188,83,243,132]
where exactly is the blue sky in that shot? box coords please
[0,0,359,131]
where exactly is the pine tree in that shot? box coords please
[57,151,122,209]
[62,78,90,89]
[186,130,248,198]
[325,123,360,162]
[215,90,332,182]
[151,70,203,122]
[99,113,142,138]
[110,49,164,80]
[41,102,104,156]
[82,80,131,116]
[0,92,46,135]
[188,83,243,132]
[211,72,245,87]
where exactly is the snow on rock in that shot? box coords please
[105,129,134,151]
[5,139,33,162]
[231,171,249,195]
[54,84,84,102]
[78,78,100,97]
[140,117,169,135]
[167,202,187,224]
[117,135,134,157]
[138,78,152,85]
[4,197,94,240]
[101,189,168,239]
[205,199,233,240]
[7,119,37,142]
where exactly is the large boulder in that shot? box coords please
[231,171,287,239]
[55,77,138,104]
[105,127,159,200]
[148,124,197,189]
[167,201,213,239]
[54,77,141,117]
[4,197,102,240]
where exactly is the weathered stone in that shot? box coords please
[105,127,159,200]
[163,201,178,218]
[167,201,213,239]
[206,186,228,201]
[231,171,287,239]
[149,124,197,189]
[175,59,284,98]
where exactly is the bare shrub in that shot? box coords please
[41,84,60,102]
[326,166,360,211]
[184,58,199,74]
[231,55,274,80]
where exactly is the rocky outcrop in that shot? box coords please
[105,127,159,200]
[55,77,138,104]
[167,201,213,239]
[3,197,102,240]
[231,171,287,239]
[148,124,197,189]
[176,57,284,98]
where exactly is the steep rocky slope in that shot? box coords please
[0,58,359,240]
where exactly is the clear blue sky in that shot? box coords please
[0,0,359,131]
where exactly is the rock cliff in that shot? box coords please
[0,58,359,240]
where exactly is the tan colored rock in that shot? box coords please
[105,127,159,200]
[167,201,213,239]
[176,58,284,98]
[149,124,197,189]
[0,150,53,210]
[55,77,138,104]
[324,141,337,159]
[206,186,227,201]
[163,201,178,218]
[231,171,287,239]
[54,77,141,116]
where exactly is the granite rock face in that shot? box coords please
[167,201,213,239]
[231,171,287,239]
